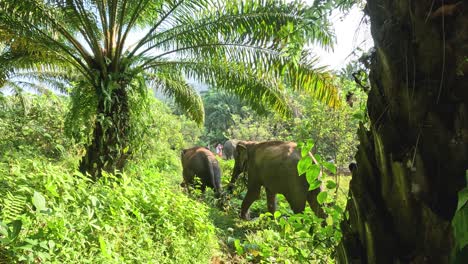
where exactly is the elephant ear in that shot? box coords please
[236,143,248,162]
[181,149,188,159]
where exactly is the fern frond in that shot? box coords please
[1,192,26,222]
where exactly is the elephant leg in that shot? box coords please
[307,189,326,218]
[266,189,277,215]
[182,170,194,194]
[240,185,261,220]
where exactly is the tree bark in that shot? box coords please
[79,82,130,180]
[338,0,468,263]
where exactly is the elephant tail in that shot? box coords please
[209,158,222,197]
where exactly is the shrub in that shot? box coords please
[0,93,79,159]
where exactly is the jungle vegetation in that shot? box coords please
[1,0,467,263]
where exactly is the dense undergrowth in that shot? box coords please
[0,94,351,263]
[0,94,217,263]
[0,155,217,263]
[205,158,350,264]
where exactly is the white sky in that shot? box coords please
[311,6,373,70]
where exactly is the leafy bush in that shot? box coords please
[232,208,340,263]
[0,93,216,263]
[0,93,79,159]
[125,95,203,179]
[206,77,367,171]
[0,155,217,263]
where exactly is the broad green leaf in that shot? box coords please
[0,222,8,238]
[457,188,468,211]
[48,240,55,250]
[297,156,312,175]
[32,191,47,212]
[353,112,364,120]
[89,196,100,207]
[317,192,328,204]
[452,204,468,250]
[10,220,22,241]
[39,240,49,250]
[315,154,323,164]
[323,162,337,174]
[326,180,337,189]
[300,140,315,157]
[234,239,244,255]
[274,211,281,219]
[453,187,468,252]
[301,147,309,158]
[24,238,38,245]
[305,164,321,183]
[309,180,322,191]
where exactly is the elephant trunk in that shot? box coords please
[228,164,243,193]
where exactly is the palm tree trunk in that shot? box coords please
[338,0,468,262]
[79,83,131,180]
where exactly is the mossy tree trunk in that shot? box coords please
[338,0,468,262]
[79,80,131,180]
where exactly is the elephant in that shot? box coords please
[228,141,325,219]
[181,146,222,197]
[223,139,239,159]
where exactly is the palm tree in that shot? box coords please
[338,0,468,262]
[0,0,340,179]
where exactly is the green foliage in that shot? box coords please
[0,92,214,263]
[451,176,468,263]
[0,154,217,263]
[0,93,80,159]
[199,89,248,144]
[232,208,340,263]
[1,0,342,177]
[291,84,365,170]
[0,87,357,263]
[227,112,280,142]
[213,76,367,170]
[64,81,97,144]
[127,92,202,164]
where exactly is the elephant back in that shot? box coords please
[181,146,216,166]
[250,141,300,165]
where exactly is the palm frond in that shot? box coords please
[146,57,289,116]
[146,69,204,124]
[135,0,334,58]
[1,0,340,125]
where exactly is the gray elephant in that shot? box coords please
[228,141,325,219]
[181,146,222,197]
[223,139,239,159]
